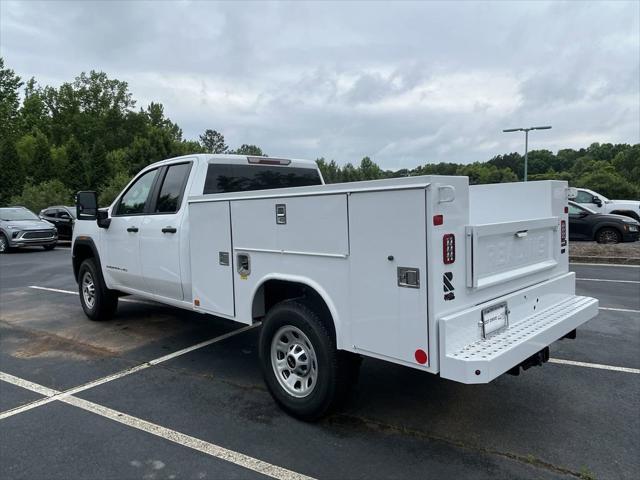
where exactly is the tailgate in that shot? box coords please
[465,217,559,290]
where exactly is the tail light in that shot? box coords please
[443,234,455,264]
[560,220,567,247]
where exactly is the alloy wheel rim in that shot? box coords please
[271,325,318,398]
[0,236,6,252]
[600,230,618,243]
[82,272,96,309]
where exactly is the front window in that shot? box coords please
[116,169,158,215]
[0,207,40,221]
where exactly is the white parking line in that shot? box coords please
[599,307,640,314]
[0,323,261,420]
[576,278,640,284]
[0,372,314,480]
[28,285,156,306]
[548,358,640,374]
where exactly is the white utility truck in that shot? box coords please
[73,154,598,420]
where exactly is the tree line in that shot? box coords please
[1,58,638,213]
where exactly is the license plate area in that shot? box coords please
[479,302,509,338]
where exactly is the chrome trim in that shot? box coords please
[234,246,348,259]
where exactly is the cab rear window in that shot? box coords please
[203,164,322,194]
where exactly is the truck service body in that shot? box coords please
[73,154,598,419]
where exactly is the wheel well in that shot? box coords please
[610,210,640,221]
[594,225,621,240]
[72,243,95,282]
[252,279,336,341]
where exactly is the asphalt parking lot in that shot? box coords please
[0,246,638,480]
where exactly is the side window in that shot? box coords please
[575,191,593,203]
[116,169,158,216]
[44,209,56,218]
[155,163,192,214]
[568,205,582,215]
[203,164,322,194]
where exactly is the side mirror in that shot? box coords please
[97,209,111,229]
[592,196,602,207]
[76,191,98,220]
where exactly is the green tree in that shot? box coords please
[98,172,130,206]
[0,57,23,140]
[233,144,265,156]
[199,129,228,153]
[63,136,86,193]
[20,78,50,135]
[359,156,383,180]
[10,179,73,213]
[86,140,109,189]
[0,140,25,205]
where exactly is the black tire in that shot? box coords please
[43,244,56,251]
[596,227,622,244]
[0,233,9,254]
[78,258,118,321]
[259,299,360,421]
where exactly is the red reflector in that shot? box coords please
[433,215,443,226]
[564,206,569,213]
[415,349,428,364]
[443,233,455,264]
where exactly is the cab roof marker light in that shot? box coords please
[247,156,291,166]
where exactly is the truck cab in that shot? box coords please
[73,154,323,307]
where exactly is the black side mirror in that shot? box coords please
[77,191,98,220]
[592,196,602,207]
[97,209,111,229]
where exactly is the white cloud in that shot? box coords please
[1,0,638,168]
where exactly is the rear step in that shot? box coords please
[440,296,599,384]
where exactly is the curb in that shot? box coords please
[569,255,640,266]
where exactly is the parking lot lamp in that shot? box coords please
[502,126,552,181]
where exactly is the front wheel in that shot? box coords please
[78,258,118,321]
[0,233,9,253]
[596,227,621,244]
[259,299,360,421]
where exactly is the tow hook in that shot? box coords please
[507,347,550,376]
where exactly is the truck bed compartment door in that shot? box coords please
[189,201,235,317]
[466,217,559,290]
[348,188,429,366]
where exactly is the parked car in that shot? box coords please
[568,187,640,221]
[0,206,58,253]
[39,205,76,240]
[568,201,639,243]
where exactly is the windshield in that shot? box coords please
[0,207,40,221]
[64,207,77,218]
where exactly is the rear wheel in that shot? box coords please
[596,227,621,244]
[78,258,118,321]
[0,233,8,253]
[259,299,360,421]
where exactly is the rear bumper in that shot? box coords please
[439,273,599,384]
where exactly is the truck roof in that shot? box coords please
[146,153,318,171]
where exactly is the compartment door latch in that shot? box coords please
[397,267,420,288]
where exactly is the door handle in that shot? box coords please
[126,226,139,233]
[162,226,177,234]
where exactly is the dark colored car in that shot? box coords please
[0,206,58,253]
[39,205,76,240]
[568,201,640,243]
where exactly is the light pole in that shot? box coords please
[502,126,552,181]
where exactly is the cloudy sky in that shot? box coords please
[1,0,638,169]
